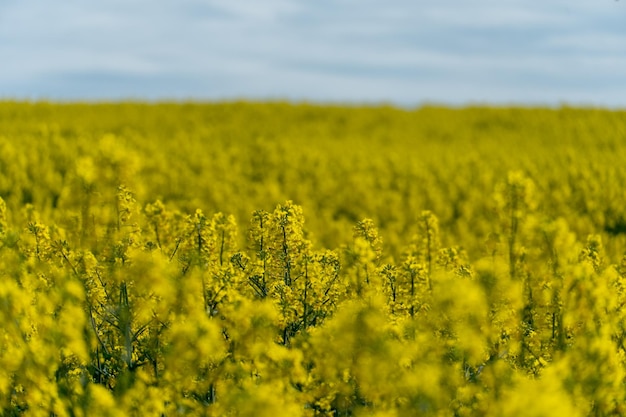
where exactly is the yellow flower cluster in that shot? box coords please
[1,102,626,415]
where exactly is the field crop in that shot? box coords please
[1,101,626,415]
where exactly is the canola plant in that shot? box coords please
[1,101,626,416]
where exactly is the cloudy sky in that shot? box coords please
[1,0,625,106]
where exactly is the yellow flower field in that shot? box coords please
[1,101,626,415]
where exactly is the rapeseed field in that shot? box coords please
[1,101,626,415]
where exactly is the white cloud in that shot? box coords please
[0,0,625,105]
[203,0,302,21]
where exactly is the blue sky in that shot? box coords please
[1,0,625,106]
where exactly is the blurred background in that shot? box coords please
[0,0,625,107]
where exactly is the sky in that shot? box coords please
[0,0,625,107]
